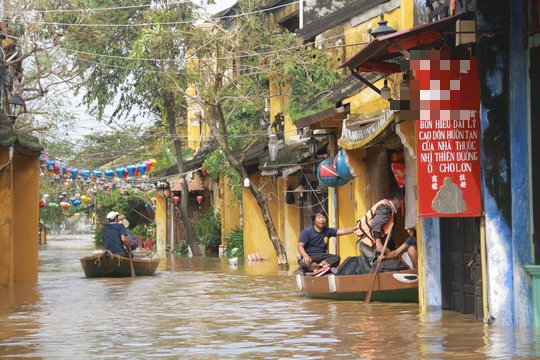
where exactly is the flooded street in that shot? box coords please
[1,235,539,359]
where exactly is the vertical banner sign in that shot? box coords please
[412,51,481,217]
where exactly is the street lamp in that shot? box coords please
[306,136,319,158]
[268,133,279,162]
[8,95,26,125]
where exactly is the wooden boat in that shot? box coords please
[80,250,160,278]
[294,269,419,302]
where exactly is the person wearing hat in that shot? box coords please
[104,211,132,255]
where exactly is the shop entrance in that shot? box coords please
[440,217,483,319]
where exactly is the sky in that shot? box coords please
[57,0,237,142]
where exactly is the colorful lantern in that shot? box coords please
[40,155,48,167]
[48,202,59,208]
[126,164,137,177]
[317,158,349,188]
[334,150,355,181]
[92,169,102,179]
[196,195,203,205]
[105,169,114,180]
[172,195,180,205]
[60,201,71,209]
[45,159,55,171]
[39,201,45,208]
[69,168,79,180]
[73,200,82,207]
[59,163,67,175]
[143,160,153,171]
[149,158,157,170]
[115,167,125,178]
[81,169,91,181]
[69,197,77,204]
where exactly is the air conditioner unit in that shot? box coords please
[456,20,476,46]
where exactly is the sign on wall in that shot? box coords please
[410,50,481,217]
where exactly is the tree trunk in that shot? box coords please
[165,92,203,256]
[205,104,289,268]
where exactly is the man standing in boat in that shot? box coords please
[104,211,132,256]
[297,210,358,273]
[354,190,404,268]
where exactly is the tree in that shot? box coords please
[181,1,339,267]
[44,0,204,255]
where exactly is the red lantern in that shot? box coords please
[196,195,203,205]
[172,195,180,205]
[39,201,45,208]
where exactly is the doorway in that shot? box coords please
[440,217,483,319]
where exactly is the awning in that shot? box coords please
[338,110,397,150]
[295,106,347,129]
[340,14,465,73]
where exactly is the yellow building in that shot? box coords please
[0,115,43,288]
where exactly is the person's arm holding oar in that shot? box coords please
[365,223,394,304]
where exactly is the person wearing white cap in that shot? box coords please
[104,211,132,255]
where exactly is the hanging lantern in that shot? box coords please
[60,201,71,209]
[81,169,91,181]
[196,195,203,205]
[69,168,79,181]
[92,169,103,179]
[73,200,82,207]
[48,202,59,208]
[69,197,77,204]
[105,169,114,180]
[59,163,67,175]
[115,167,125,178]
[45,159,55,171]
[172,195,180,205]
[137,163,147,176]
[126,164,137,177]
[317,158,349,188]
[39,201,45,208]
[334,150,355,180]
[40,155,48,167]
[143,160,153,171]
[149,158,157,170]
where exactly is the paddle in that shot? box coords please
[128,251,136,278]
[364,223,394,304]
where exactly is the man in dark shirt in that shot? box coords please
[103,211,131,255]
[297,210,358,272]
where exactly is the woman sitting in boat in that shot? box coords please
[378,227,418,269]
[104,211,132,256]
[297,210,358,274]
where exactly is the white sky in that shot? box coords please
[55,0,237,142]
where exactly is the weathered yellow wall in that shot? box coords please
[13,154,39,283]
[283,176,301,268]
[243,173,279,261]
[0,147,13,288]
[269,78,294,142]
[335,180,358,257]
[220,176,240,241]
[155,191,167,251]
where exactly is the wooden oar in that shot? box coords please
[365,223,394,304]
[128,251,136,278]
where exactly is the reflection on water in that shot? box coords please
[1,234,539,359]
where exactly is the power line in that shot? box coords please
[6,0,192,14]
[8,2,299,27]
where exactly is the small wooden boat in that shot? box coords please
[80,250,160,278]
[294,269,419,302]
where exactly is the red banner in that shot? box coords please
[415,54,481,217]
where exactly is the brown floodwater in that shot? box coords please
[1,234,539,359]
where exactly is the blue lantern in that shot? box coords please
[73,200,82,207]
[92,170,102,179]
[115,167,125,178]
[334,150,355,181]
[137,163,147,176]
[105,169,114,180]
[126,164,137,177]
[59,163,68,175]
[317,158,349,188]
[81,169,91,181]
[46,159,56,171]
[69,168,79,180]
[69,197,77,204]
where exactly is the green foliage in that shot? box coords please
[195,208,221,246]
[172,241,190,256]
[202,150,243,199]
[224,227,244,258]
[131,224,154,239]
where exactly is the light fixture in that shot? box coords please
[370,14,396,38]
[306,136,319,158]
[400,73,410,100]
[380,79,391,100]
[8,95,26,125]
[268,133,279,162]
[243,178,250,188]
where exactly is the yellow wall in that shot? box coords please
[13,154,40,283]
[220,176,241,240]
[155,191,167,251]
[0,147,14,287]
[269,78,295,142]
[283,176,301,266]
[0,147,41,287]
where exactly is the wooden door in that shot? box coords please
[440,217,482,318]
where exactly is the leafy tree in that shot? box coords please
[44,0,204,255]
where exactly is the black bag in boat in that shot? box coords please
[336,256,370,275]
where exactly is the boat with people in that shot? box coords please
[294,269,419,302]
[80,250,160,278]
